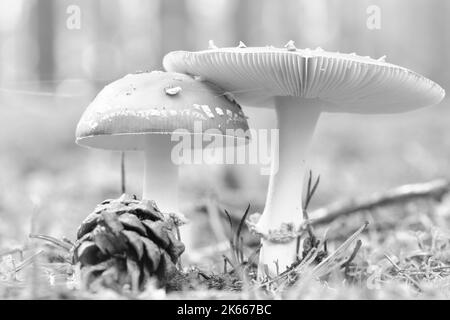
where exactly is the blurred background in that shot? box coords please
[0,0,449,259]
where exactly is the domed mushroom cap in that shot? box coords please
[163,45,445,113]
[76,71,249,150]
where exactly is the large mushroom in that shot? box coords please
[76,71,249,215]
[163,42,446,275]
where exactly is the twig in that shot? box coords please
[223,209,238,264]
[343,239,362,276]
[297,171,320,256]
[244,244,262,268]
[232,244,262,275]
[261,246,319,289]
[14,250,45,273]
[29,234,72,251]
[224,210,233,231]
[239,236,244,263]
[304,172,320,241]
[383,254,402,271]
[223,256,228,273]
[197,271,211,280]
[233,204,251,265]
[384,254,423,290]
[304,171,320,211]
[222,255,236,272]
[311,180,450,226]
[309,222,368,279]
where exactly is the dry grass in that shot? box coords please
[1,185,450,300]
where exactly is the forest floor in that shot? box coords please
[1,95,450,299]
[1,180,450,300]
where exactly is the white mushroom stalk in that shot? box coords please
[143,135,179,213]
[163,41,445,277]
[256,97,322,272]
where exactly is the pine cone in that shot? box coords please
[72,194,185,292]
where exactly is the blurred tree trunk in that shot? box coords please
[90,0,122,87]
[234,0,263,44]
[147,0,162,68]
[159,0,188,60]
[35,0,55,83]
[428,0,449,83]
[337,1,361,50]
[234,0,333,48]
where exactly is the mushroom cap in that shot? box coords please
[76,71,250,150]
[163,45,445,113]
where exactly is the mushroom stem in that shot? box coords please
[256,96,322,276]
[143,136,179,214]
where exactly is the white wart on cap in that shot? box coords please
[163,42,446,276]
[76,71,250,215]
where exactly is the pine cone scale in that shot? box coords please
[122,230,144,260]
[77,212,100,239]
[141,237,162,272]
[118,213,147,235]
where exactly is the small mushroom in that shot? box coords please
[76,71,249,215]
[163,45,445,276]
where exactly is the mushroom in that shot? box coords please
[76,71,249,215]
[163,42,446,275]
